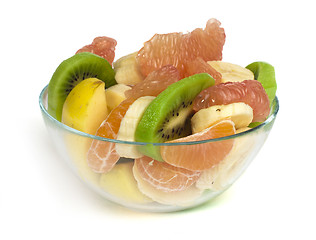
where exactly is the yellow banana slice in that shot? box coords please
[114,52,144,85]
[207,61,254,83]
[62,78,109,135]
[115,96,155,158]
[191,102,253,133]
[61,78,109,182]
[105,83,131,112]
[99,161,152,204]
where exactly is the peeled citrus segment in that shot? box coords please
[196,127,256,191]
[137,18,225,77]
[124,65,181,99]
[246,61,277,105]
[133,162,203,206]
[185,57,222,84]
[160,120,236,171]
[134,156,200,193]
[191,102,253,133]
[207,61,254,83]
[87,98,135,173]
[99,161,152,204]
[76,36,117,65]
[193,80,270,122]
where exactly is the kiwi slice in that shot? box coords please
[246,61,277,105]
[135,73,215,161]
[47,52,116,121]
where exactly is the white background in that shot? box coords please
[1,0,315,239]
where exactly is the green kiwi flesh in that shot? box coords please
[246,61,276,105]
[47,52,116,121]
[135,73,215,161]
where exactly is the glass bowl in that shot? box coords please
[39,85,279,212]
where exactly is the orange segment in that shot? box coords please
[160,120,236,171]
[134,156,200,192]
[87,98,134,173]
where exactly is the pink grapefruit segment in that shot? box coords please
[76,36,117,65]
[193,80,270,122]
[137,18,225,78]
[185,57,222,84]
[134,156,201,192]
[125,65,181,99]
[87,98,134,173]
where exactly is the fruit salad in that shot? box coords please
[45,18,277,209]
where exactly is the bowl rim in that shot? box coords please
[39,84,279,146]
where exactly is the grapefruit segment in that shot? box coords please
[133,162,203,206]
[87,98,134,173]
[160,120,236,171]
[76,36,117,65]
[134,156,200,192]
[185,57,222,84]
[124,65,181,99]
[193,80,270,122]
[137,18,225,77]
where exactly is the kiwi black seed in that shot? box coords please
[135,73,215,162]
[156,100,193,141]
[47,52,116,121]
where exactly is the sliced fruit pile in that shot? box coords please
[47,18,277,206]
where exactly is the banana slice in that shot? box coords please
[114,52,144,85]
[207,61,254,83]
[191,102,253,133]
[115,96,155,158]
[105,83,132,112]
[196,127,256,191]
